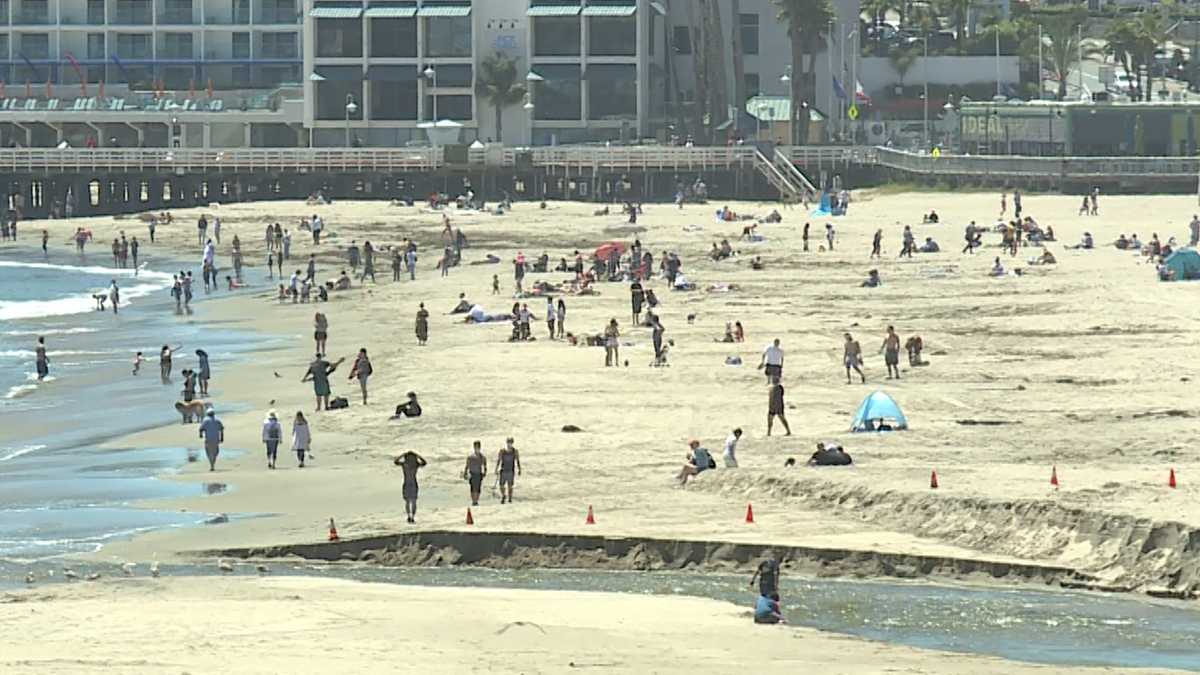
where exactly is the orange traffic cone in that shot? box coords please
[930,470,939,489]
[745,503,755,524]
[465,508,474,525]
[1169,468,1177,489]
[585,505,595,525]
[1050,466,1059,488]
[328,517,339,541]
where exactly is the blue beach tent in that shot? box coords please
[1163,249,1200,281]
[850,391,908,432]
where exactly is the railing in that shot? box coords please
[0,148,442,173]
[873,148,1200,179]
[752,149,801,200]
[773,148,817,195]
[530,145,756,170]
[785,145,878,166]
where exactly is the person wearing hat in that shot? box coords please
[198,407,224,472]
[262,409,282,469]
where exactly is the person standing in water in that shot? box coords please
[108,280,120,315]
[130,236,139,273]
[160,344,181,383]
[291,411,311,468]
[195,349,211,396]
[415,303,429,345]
[262,409,282,469]
[41,230,48,256]
[496,438,522,504]
[348,348,372,405]
[393,450,427,523]
[463,440,487,506]
[34,336,49,381]
[198,408,224,471]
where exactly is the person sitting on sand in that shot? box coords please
[990,257,1006,276]
[754,593,786,625]
[391,392,421,419]
[764,209,782,224]
[451,293,472,314]
[808,442,853,466]
[532,252,550,274]
[1129,233,1142,251]
[334,271,351,290]
[750,256,765,270]
[554,257,570,272]
[1030,250,1057,266]
[676,440,713,485]
[593,206,610,216]
[861,269,881,287]
[922,210,939,224]
[1068,232,1094,250]
[1116,234,1130,250]
[919,237,940,253]
[717,322,735,343]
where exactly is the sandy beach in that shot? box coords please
[0,576,1185,674]
[5,189,1200,670]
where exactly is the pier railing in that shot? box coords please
[873,148,1200,180]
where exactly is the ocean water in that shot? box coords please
[0,245,276,561]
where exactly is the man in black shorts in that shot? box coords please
[495,437,522,504]
[758,338,783,383]
[749,555,781,597]
[463,441,487,506]
[393,450,427,523]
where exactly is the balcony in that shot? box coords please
[15,9,50,24]
[159,10,198,24]
[258,9,299,24]
[112,11,153,24]
[205,13,252,25]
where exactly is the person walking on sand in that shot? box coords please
[844,333,866,384]
[496,437,521,504]
[197,215,207,246]
[825,223,835,251]
[881,326,901,380]
[302,353,344,412]
[291,411,311,468]
[361,241,376,283]
[196,349,211,396]
[160,344,181,383]
[767,376,792,436]
[604,319,620,366]
[757,338,783,383]
[313,312,329,354]
[394,450,427,523]
[999,192,1007,218]
[513,252,526,294]
[415,303,430,345]
[347,241,360,273]
[870,229,882,259]
[556,298,566,338]
[212,216,221,244]
[630,279,645,324]
[392,249,402,282]
[722,428,743,468]
[34,336,49,381]
[463,440,487,506]
[262,409,282,469]
[651,314,666,364]
[198,408,224,471]
[349,348,372,405]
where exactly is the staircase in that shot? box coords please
[773,148,818,196]
[752,149,806,202]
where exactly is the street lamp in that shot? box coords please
[424,63,437,124]
[344,93,357,147]
[780,66,792,144]
[919,36,929,150]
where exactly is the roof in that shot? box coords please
[417,4,471,16]
[309,5,364,18]
[364,4,417,17]
[581,4,636,17]
[746,95,826,123]
[527,4,581,17]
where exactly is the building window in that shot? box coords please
[162,0,192,24]
[424,15,471,57]
[115,33,152,59]
[87,0,105,23]
[232,0,251,23]
[672,25,690,55]
[261,32,297,58]
[161,33,194,59]
[589,16,635,56]
[428,63,471,87]
[316,18,364,58]
[370,77,418,120]
[114,0,152,24]
[533,64,580,121]
[739,13,758,55]
[314,66,363,120]
[588,64,636,120]
[744,72,759,99]
[260,0,295,24]
[19,33,49,59]
[532,16,579,57]
[423,94,472,121]
[87,33,105,59]
[18,0,48,24]
[370,17,417,58]
[232,32,250,58]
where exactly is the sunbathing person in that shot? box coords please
[808,442,853,466]
[451,293,472,314]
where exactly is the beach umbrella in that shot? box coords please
[594,241,626,260]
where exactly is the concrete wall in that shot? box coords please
[861,55,1020,93]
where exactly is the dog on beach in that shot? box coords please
[175,400,208,423]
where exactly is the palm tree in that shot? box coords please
[731,0,746,109]
[1032,7,1088,101]
[1134,8,1171,101]
[889,44,920,93]
[475,52,526,144]
[937,0,972,54]
[775,0,835,144]
[1104,18,1141,99]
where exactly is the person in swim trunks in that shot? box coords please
[881,325,901,380]
[495,438,521,504]
[463,440,487,506]
[843,333,865,384]
[393,450,427,523]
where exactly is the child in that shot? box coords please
[492,274,499,295]
[132,351,144,375]
[277,284,287,303]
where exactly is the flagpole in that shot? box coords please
[840,22,846,139]
[994,28,1000,98]
[828,19,834,142]
[1038,25,1043,100]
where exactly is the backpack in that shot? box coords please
[328,396,349,410]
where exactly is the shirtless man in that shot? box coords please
[495,438,522,504]
[463,440,487,506]
[881,326,901,380]
[843,333,866,384]
[393,450,428,523]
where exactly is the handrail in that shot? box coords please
[773,148,817,195]
[752,149,803,200]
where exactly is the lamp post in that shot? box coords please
[424,63,437,125]
[780,66,792,144]
[915,35,929,150]
[525,70,543,146]
[344,93,357,147]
